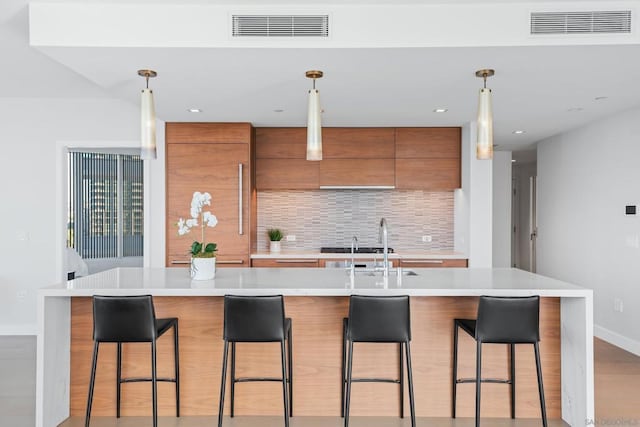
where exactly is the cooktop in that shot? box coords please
[320,247,395,254]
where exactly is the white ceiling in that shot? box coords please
[3,0,640,153]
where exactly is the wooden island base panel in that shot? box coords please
[69,296,560,418]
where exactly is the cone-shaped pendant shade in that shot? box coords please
[476,87,493,160]
[140,88,157,160]
[307,88,322,161]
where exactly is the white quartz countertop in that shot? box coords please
[40,267,591,298]
[250,251,466,260]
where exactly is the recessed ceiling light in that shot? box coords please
[512,130,526,135]
[273,109,284,113]
[433,108,448,113]
[567,107,584,112]
[188,108,202,113]
[594,96,608,101]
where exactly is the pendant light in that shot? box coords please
[138,69,157,160]
[475,69,495,160]
[306,70,323,161]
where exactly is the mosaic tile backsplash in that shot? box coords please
[257,190,454,251]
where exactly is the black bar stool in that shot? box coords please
[85,295,180,427]
[342,295,416,427]
[452,295,547,427]
[218,295,293,427]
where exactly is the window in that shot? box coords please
[67,151,143,259]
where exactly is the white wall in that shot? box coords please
[537,107,640,354]
[0,97,165,334]
[492,151,512,268]
[454,122,493,267]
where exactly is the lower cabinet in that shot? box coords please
[252,259,319,268]
[399,258,468,268]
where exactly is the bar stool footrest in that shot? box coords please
[456,377,512,384]
[120,377,177,383]
[348,377,401,384]
[234,377,285,383]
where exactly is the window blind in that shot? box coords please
[68,152,143,259]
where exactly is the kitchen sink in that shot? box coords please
[351,269,418,276]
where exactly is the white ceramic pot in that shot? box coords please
[191,257,216,280]
[269,240,282,253]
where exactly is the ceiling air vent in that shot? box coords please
[530,11,631,34]
[232,15,329,37]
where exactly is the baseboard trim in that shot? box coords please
[595,324,640,357]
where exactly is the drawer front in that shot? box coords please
[399,259,468,268]
[252,259,319,268]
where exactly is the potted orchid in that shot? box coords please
[177,191,218,280]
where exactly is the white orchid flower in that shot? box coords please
[203,211,218,227]
[190,206,200,219]
[177,218,190,235]
[202,192,212,206]
[186,218,198,228]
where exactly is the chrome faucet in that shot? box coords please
[351,235,359,255]
[378,218,389,277]
[350,236,359,274]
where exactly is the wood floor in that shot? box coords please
[2,337,639,426]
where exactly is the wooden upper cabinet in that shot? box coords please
[395,127,461,190]
[323,128,395,159]
[256,159,319,190]
[255,128,319,190]
[395,128,461,158]
[319,159,395,187]
[166,122,252,144]
[256,128,307,159]
[320,128,395,187]
[255,126,460,190]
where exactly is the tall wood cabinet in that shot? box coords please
[165,123,254,267]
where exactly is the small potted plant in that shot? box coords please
[268,228,284,253]
[177,191,218,280]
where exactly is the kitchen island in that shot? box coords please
[37,267,592,427]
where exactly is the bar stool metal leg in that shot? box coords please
[84,342,99,427]
[399,342,404,418]
[344,341,354,427]
[534,342,548,427]
[116,342,122,418]
[452,321,459,418]
[174,321,180,417]
[287,323,293,417]
[405,341,416,427]
[218,340,229,427]
[280,340,290,427]
[510,343,516,419]
[341,319,347,418]
[151,340,158,427]
[230,342,236,417]
[475,341,482,427]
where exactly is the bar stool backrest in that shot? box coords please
[224,295,285,342]
[475,295,540,344]
[92,295,157,343]
[348,295,411,342]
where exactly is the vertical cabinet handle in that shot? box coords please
[238,163,243,235]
